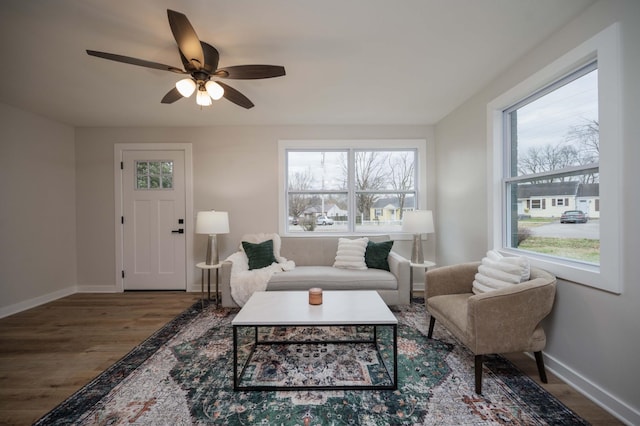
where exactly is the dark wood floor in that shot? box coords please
[0,292,623,425]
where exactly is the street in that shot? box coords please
[528,220,599,239]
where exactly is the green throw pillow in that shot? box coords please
[365,240,394,271]
[242,240,277,270]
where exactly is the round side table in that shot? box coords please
[409,261,436,301]
[196,262,221,309]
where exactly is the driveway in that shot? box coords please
[529,220,599,239]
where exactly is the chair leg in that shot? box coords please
[427,316,435,338]
[475,355,483,394]
[534,351,548,383]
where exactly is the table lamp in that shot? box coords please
[195,210,230,265]
[402,210,434,264]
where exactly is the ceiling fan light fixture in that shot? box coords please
[176,78,196,97]
[205,81,224,100]
[196,89,212,106]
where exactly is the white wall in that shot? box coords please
[74,125,435,292]
[435,0,640,423]
[0,103,77,316]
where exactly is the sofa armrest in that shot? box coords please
[425,262,480,299]
[388,251,411,304]
[219,260,238,307]
[467,277,557,354]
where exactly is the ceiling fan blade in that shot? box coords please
[216,81,254,109]
[201,42,220,73]
[181,42,219,73]
[86,50,185,74]
[215,65,286,80]
[161,87,184,104]
[167,9,204,70]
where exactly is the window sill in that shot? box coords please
[499,248,619,294]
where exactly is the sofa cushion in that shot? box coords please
[240,233,286,263]
[472,250,530,294]
[333,237,369,270]
[267,266,397,291]
[365,240,394,271]
[242,240,277,270]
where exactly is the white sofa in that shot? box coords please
[219,235,410,307]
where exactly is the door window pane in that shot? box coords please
[135,160,174,190]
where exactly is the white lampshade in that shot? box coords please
[402,210,434,234]
[175,78,196,97]
[196,211,229,235]
[205,81,224,100]
[196,89,212,106]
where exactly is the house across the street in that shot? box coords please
[517,182,599,219]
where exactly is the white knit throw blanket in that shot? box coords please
[226,251,295,306]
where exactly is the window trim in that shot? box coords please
[278,139,427,237]
[486,23,622,294]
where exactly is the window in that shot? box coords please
[530,199,544,210]
[504,62,599,264]
[135,160,173,189]
[488,23,621,293]
[279,140,426,235]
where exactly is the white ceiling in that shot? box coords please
[0,0,595,127]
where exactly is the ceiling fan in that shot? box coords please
[87,9,285,109]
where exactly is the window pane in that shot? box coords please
[355,193,413,233]
[287,193,348,233]
[287,151,347,191]
[511,68,598,177]
[354,150,416,191]
[509,172,599,264]
[135,160,173,190]
[137,176,148,189]
[506,63,599,266]
[137,161,148,174]
[161,161,173,174]
[162,176,173,189]
[284,144,422,234]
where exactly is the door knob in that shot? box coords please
[171,229,184,234]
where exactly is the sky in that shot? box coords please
[516,68,598,152]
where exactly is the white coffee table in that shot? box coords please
[232,290,398,391]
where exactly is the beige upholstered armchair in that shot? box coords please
[425,261,557,394]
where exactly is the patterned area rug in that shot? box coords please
[36,300,588,425]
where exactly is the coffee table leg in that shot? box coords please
[374,324,398,390]
[233,326,260,391]
[393,324,398,389]
[233,326,238,390]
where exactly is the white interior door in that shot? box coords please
[122,150,186,290]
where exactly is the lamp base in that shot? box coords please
[411,233,424,264]
[205,234,219,266]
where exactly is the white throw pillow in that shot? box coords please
[472,250,530,294]
[239,233,286,263]
[333,237,369,270]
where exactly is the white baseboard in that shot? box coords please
[539,352,639,425]
[188,285,203,293]
[0,286,77,319]
[76,285,120,293]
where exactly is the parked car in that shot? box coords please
[316,215,334,225]
[560,210,588,223]
[288,216,299,225]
